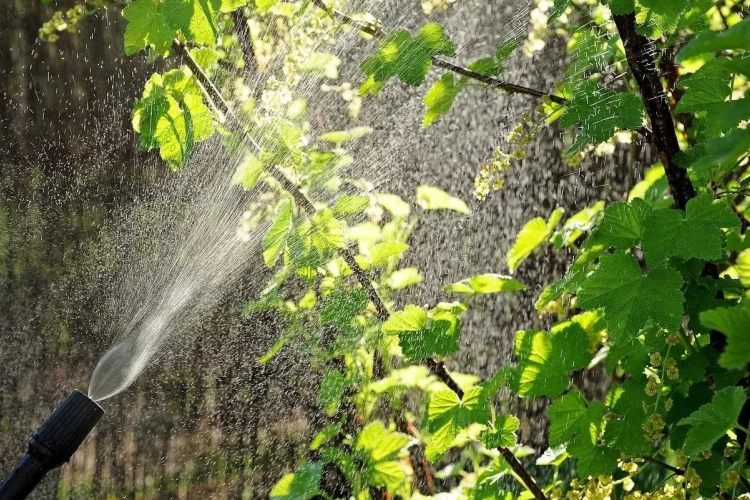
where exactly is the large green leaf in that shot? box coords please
[270,463,323,500]
[577,253,684,341]
[122,0,176,56]
[642,194,738,264]
[560,81,645,156]
[132,70,214,169]
[426,387,489,461]
[361,23,455,90]
[700,304,750,369]
[354,421,412,494]
[586,198,651,251]
[382,306,461,360]
[512,323,592,397]
[678,386,747,455]
[604,379,650,454]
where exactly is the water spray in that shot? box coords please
[0,390,104,500]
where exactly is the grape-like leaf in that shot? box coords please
[507,208,565,272]
[678,386,746,455]
[586,198,652,251]
[426,387,489,461]
[423,74,466,127]
[577,253,684,341]
[604,379,650,454]
[480,415,519,448]
[642,194,738,264]
[560,81,645,156]
[700,304,750,369]
[122,0,176,56]
[361,23,455,90]
[270,463,323,500]
[512,323,592,397]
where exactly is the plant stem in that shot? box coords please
[613,13,696,211]
[641,455,685,475]
[497,446,549,500]
[311,0,567,105]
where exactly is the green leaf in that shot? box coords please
[416,185,470,214]
[512,323,592,397]
[507,208,564,272]
[577,253,684,341]
[678,17,750,62]
[332,195,370,217]
[560,81,645,156]
[701,303,750,369]
[480,415,520,448]
[262,200,293,267]
[386,268,423,290]
[162,0,221,47]
[320,289,369,329]
[122,0,176,56]
[382,305,428,334]
[688,127,750,184]
[361,23,455,90]
[231,153,264,190]
[636,0,691,37]
[678,386,747,455]
[354,421,412,493]
[568,440,618,477]
[547,392,616,476]
[310,423,342,451]
[675,76,731,114]
[311,209,345,253]
[396,311,461,361]
[642,194,738,264]
[423,73,465,127]
[607,0,635,14]
[132,70,214,169]
[586,198,652,251]
[548,0,571,21]
[318,126,373,143]
[318,370,350,415]
[269,463,323,500]
[444,274,525,294]
[548,392,605,447]
[426,387,489,461]
[368,242,408,267]
[604,379,650,454]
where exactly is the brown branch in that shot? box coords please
[613,13,696,210]
[497,446,548,500]
[311,0,567,105]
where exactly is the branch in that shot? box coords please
[641,455,685,475]
[497,446,549,500]
[311,0,567,105]
[613,13,696,210]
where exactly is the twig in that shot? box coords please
[641,455,685,475]
[311,0,567,105]
[497,446,549,500]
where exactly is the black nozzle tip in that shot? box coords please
[31,390,104,464]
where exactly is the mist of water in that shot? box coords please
[87,0,539,403]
